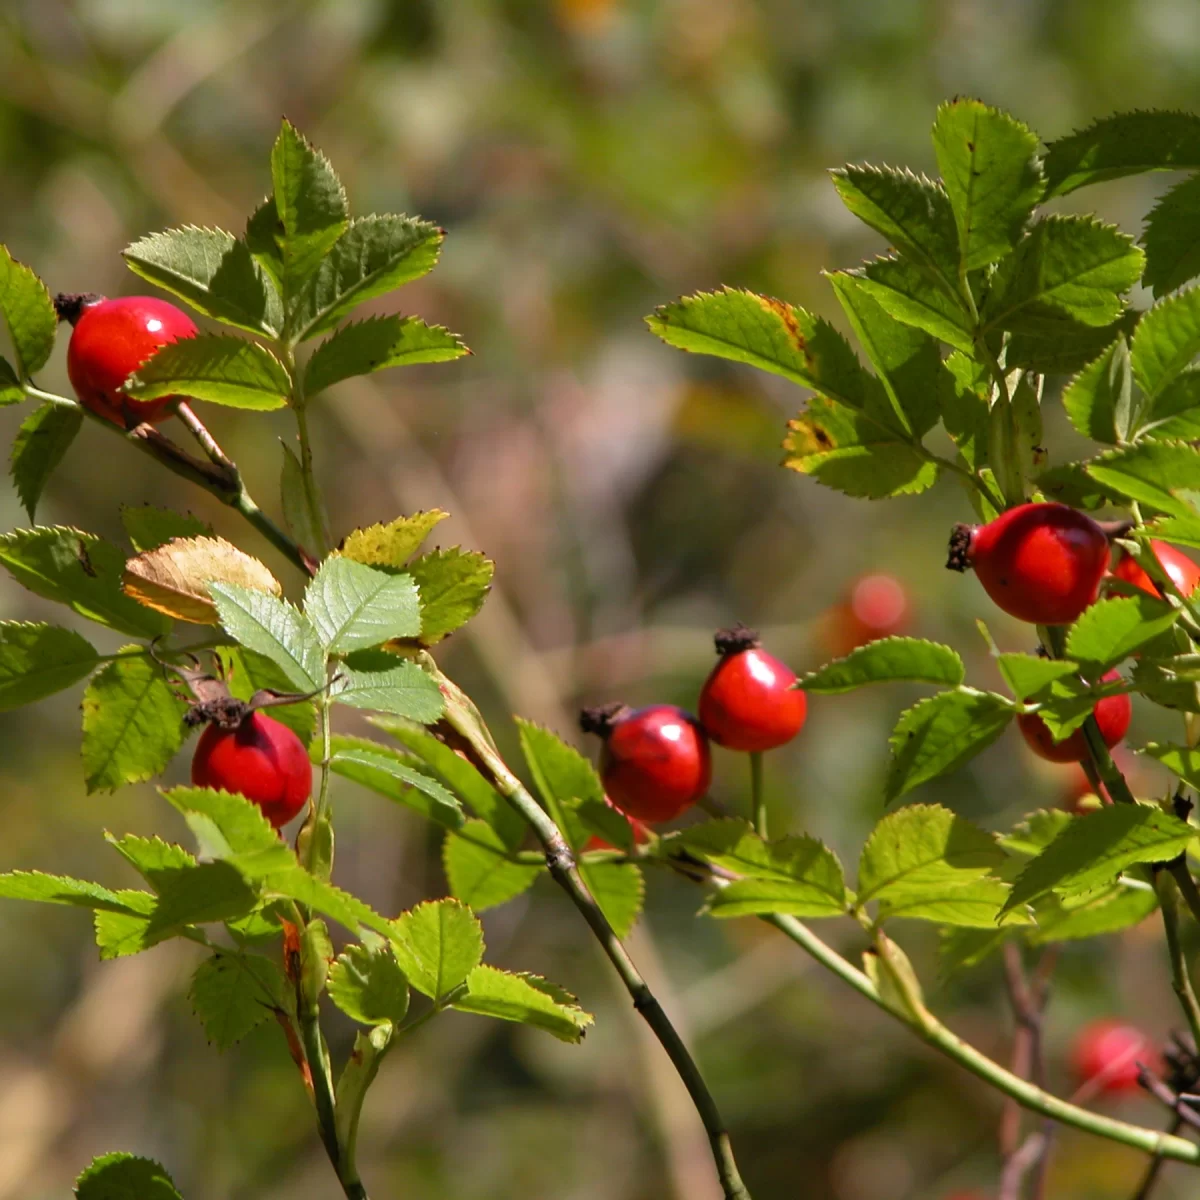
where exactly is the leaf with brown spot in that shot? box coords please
[123,537,282,625]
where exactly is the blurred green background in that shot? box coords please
[1,1,1199,1197]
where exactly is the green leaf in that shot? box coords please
[1030,674,1115,742]
[1009,311,1140,375]
[304,557,421,653]
[982,215,1143,333]
[10,400,82,520]
[516,717,605,848]
[123,226,283,336]
[798,637,963,694]
[279,441,327,559]
[291,214,444,341]
[270,120,348,306]
[107,833,196,889]
[1141,369,1200,440]
[452,965,593,1043]
[647,288,891,419]
[995,653,1079,701]
[1043,111,1200,197]
[1131,284,1200,403]
[931,99,1044,271]
[683,819,847,916]
[1140,742,1200,790]
[121,505,211,553]
[0,244,55,377]
[1142,174,1200,297]
[161,785,281,858]
[125,334,290,410]
[75,1152,182,1200]
[577,859,644,937]
[826,272,942,436]
[1029,879,1159,944]
[884,689,1015,802]
[0,525,169,638]
[999,808,1076,857]
[408,548,494,644]
[1086,442,1200,521]
[830,164,960,298]
[1066,594,1179,671]
[303,315,468,396]
[208,583,324,691]
[0,870,153,913]
[244,196,284,291]
[1062,337,1129,445]
[190,952,289,1048]
[372,716,524,846]
[941,351,990,471]
[0,621,96,710]
[1003,804,1194,912]
[328,943,409,1027]
[215,645,315,744]
[783,396,939,499]
[81,648,188,793]
[339,510,449,570]
[0,356,23,404]
[391,898,484,1000]
[143,860,258,938]
[331,654,445,722]
[331,746,462,828]
[857,257,975,352]
[940,927,1008,977]
[858,804,1007,924]
[444,819,541,911]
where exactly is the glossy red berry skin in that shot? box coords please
[950,503,1109,625]
[191,711,312,829]
[597,705,711,824]
[699,637,807,753]
[1071,1019,1154,1095]
[1114,540,1200,599]
[66,296,198,427]
[1017,670,1130,764]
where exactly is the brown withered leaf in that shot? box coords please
[338,510,448,570]
[123,536,281,625]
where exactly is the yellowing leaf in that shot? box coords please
[123,536,281,625]
[339,511,449,570]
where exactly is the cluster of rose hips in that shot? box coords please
[951,502,1200,773]
[580,624,807,832]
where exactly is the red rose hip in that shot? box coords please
[947,502,1110,625]
[579,703,711,823]
[826,573,909,656]
[57,293,198,427]
[192,710,312,828]
[1071,1019,1154,1095]
[698,624,807,752]
[1114,540,1200,599]
[1017,670,1130,764]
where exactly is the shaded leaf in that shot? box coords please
[331,746,462,828]
[1131,283,1200,402]
[1062,337,1129,445]
[0,621,96,710]
[443,819,541,911]
[74,1152,182,1200]
[190,953,289,1048]
[0,243,55,377]
[1142,173,1200,298]
[126,335,290,410]
[121,505,211,553]
[857,257,975,352]
[10,400,81,520]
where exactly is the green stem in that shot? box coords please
[1156,872,1200,1051]
[24,383,309,576]
[436,673,751,1200]
[286,349,329,561]
[749,752,767,840]
[762,913,1200,1166]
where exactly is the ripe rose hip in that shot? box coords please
[56,293,198,427]
[1017,670,1130,764]
[698,624,807,752]
[1113,540,1200,599]
[825,573,909,656]
[192,710,312,829]
[1071,1019,1154,1095]
[947,502,1110,625]
[579,703,711,823]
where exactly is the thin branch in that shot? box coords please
[1133,1117,1184,1200]
[749,752,766,840]
[1139,1068,1200,1134]
[435,670,751,1200]
[1158,871,1200,1051]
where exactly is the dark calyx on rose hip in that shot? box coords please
[169,654,314,830]
[56,292,198,428]
[947,502,1111,625]
[579,702,711,824]
[698,623,807,752]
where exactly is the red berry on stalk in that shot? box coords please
[824,573,910,656]
[579,703,711,823]
[1017,670,1130,764]
[57,293,198,428]
[192,710,312,829]
[698,624,807,752]
[947,502,1110,625]
[1113,540,1200,599]
[1071,1019,1155,1095]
